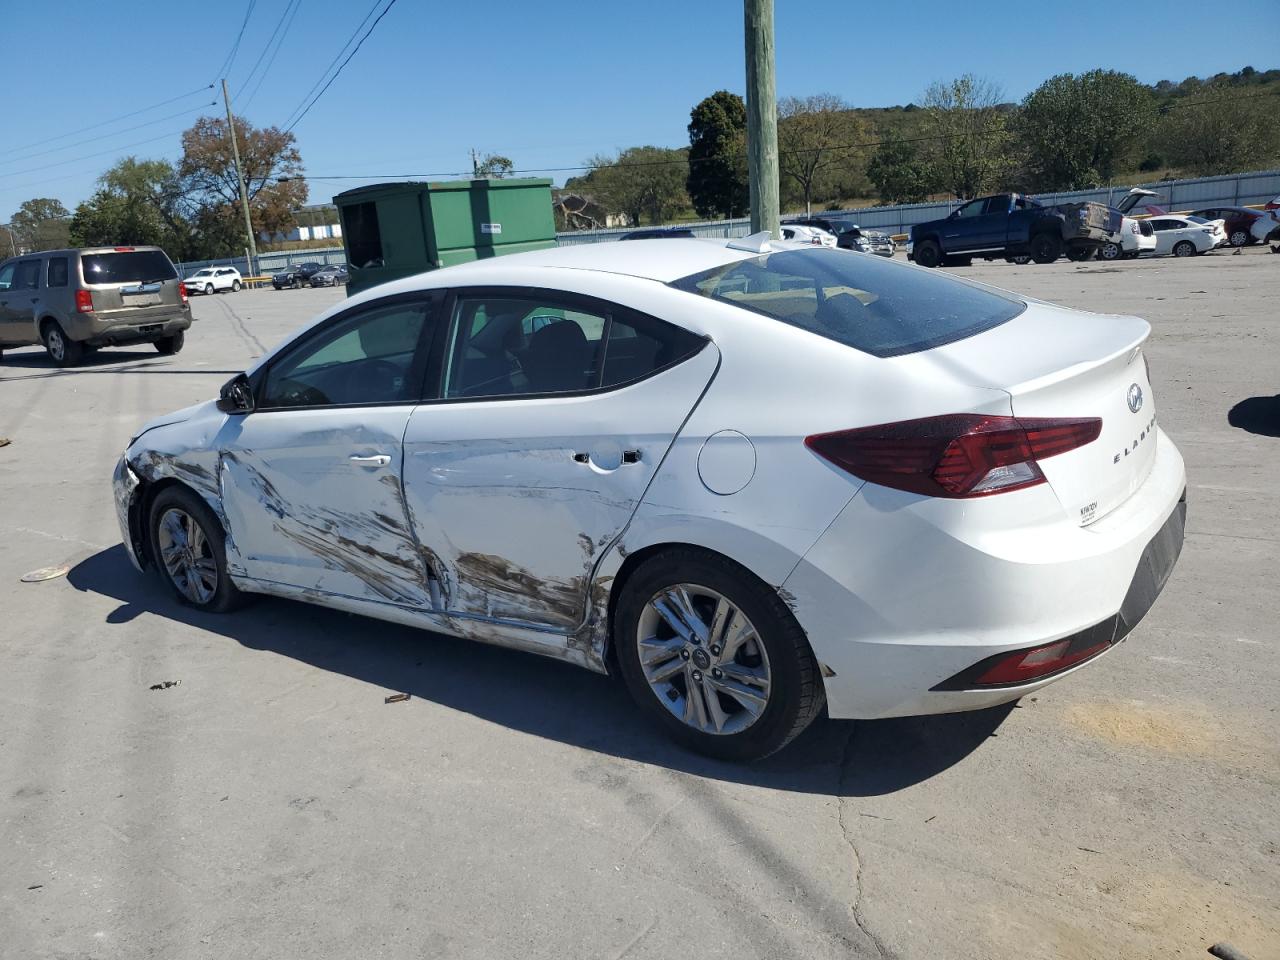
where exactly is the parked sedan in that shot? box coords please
[272,262,324,289]
[780,224,837,247]
[1147,215,1224,256]
[113,238,1185,760]
[182,267,242,295]
[308,264,349,287]
[1186,206,1272,247]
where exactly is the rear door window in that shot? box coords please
[47,257,69,287]
[671,247,1026,358]
[80,250,176,285]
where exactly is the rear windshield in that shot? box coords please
[670,248,1025,358]
[80,250,176,285]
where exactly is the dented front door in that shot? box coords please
[400,345,719,632]
[219,408,428,606]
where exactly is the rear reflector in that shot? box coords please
[75,289,94,313]
[805,414,1101,498]
[933,630,1114,690]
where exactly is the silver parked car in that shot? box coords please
[0,246,192,366]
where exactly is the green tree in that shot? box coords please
[69,158,199,257]
[584,146,689,226]
[9,198,71,252]
[179,115,307,240]
[777,94,868,214]
[921,75,1012,199]
[687,91,748,219]
[1015,70,1156,190]
[1157,84,1280,176]
[473,153,514,178]
[866,135,935,204]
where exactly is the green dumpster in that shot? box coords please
[334,178,557,295]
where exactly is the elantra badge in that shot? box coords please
[1127,383,1144,414]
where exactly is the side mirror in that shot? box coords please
[216,373,255,414]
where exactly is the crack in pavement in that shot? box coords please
[837,725,892,960]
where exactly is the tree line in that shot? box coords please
[557,65,1279,227]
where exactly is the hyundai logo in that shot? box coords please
[1127,383,1144,414]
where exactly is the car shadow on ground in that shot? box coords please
[0,347,239,380]
[68,545,1013,797]
[1228,396,1280,438]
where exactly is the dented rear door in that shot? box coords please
[401,293,719,633]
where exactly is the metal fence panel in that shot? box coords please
[175,247,347,277]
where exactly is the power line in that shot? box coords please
[214,0,259,82]
[279,0,386,130]
[0,130,194,183]
[0,102,216,169]
[283,0,401,133]
[240,0,305,112]
[0,85,214,160]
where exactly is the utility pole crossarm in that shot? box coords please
[222,79,259,276]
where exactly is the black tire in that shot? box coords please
[1229,229,1249,247]
[1099,241,1122,261]
[147,485,246,613]
[203,283,214,295]
[1005,254,1032,265]
[1173,240,1195,258]
[614,548,825,761]
[913,239,942,268]
[155,331,185,355]
[1065,245,1095,262]
[42,321,83,367]
[231,279,241,292]
[1029,232,1063,264]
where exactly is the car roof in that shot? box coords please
[402,237,758,285]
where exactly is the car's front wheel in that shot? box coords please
[1065,245,1095,262]
[615,549,825,761]
[913,239,942,268]
[148,486,245,612]
[203,283,214,295]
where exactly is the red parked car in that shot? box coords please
[1265,195,1280,210]
[1187,206,1270,247]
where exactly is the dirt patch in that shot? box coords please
[1064,700,1224,755]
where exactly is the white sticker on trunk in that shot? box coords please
[480,223,502,235]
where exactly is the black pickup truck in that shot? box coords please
[908,193,1118,267]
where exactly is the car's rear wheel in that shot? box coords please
[1065,245,1095,262]
[1229,229,1249,247]
[155,331,185,355]
[42,321,83,367]
[1099,241,1122,261]
[1173,240,1195,258]
[203,283,213,295]
[148,486,245,612]
[913,239,941,268]
[614,549,825,761]
[1030,232,1063,263]
[231,279,241,292]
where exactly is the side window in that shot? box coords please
[953,200,985,219]
[47,257,69,287]
[261,299,430,408]
[444,296,607,398]
[601,310,704,387]
[15,260,41,290]
[0,263,14,291]
[983,196,1010,215]
[1150,220,1171,232]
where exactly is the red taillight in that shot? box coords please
[971,636,1112,685]
[75,289,94,313]
[178,283,188,304]
[805,414,1102,498]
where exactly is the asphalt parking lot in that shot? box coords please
[1,248,1277,960]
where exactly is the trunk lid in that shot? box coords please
[923,300,1156,524]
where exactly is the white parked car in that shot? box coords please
[183,266,242,295]
[113,237,1186,760]
[780,224,837,247]
[1249,207,1280,244]
[1147,215,1225,257]
[1098,216,1157,261]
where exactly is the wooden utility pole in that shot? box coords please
[222,79,259,275]
[744,0,779,238]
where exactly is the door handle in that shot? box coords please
[349,454,391,467]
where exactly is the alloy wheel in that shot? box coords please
[1230,230,1248,247]
[635,584,772,735]
[46,328,65,361]
[157,507,218,604]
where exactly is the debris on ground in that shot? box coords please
[0,437,10,447]
[149,680,181,691]
[384,693,410,704]
[20,564,71,583]
[1209,944,1253,960]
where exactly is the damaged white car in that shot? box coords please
[114,237,1186,760]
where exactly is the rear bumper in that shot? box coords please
[75,309,191,345]
[783,428,1187,719]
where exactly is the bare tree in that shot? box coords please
[777,94,867,214]
[922,75,1012,199]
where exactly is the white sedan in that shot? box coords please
[781,224,837,247]
[183,266,242,295]
[113,237,1186,760]
[1147,215,1225,256]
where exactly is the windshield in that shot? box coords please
[80,250,177,285]
[192,269,214,277]
[670,248,1025,358]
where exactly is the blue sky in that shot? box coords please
[2,0,1277,220]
